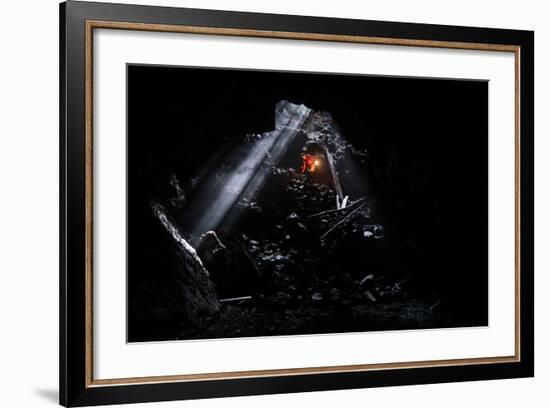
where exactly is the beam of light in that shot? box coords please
[184,101,312,243]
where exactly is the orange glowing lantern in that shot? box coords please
[301,153,319,174]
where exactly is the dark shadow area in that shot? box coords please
[35,388,58,404]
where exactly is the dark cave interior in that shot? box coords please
[127,64,488,342]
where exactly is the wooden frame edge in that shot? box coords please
[83,19,522,388]
[89,356,519,387]
[87,19,520,52]
[85,19,94,389]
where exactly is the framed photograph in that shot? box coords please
[60,1,534,406]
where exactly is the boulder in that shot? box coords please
[197,231,262,298]
[127,202,220,341]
